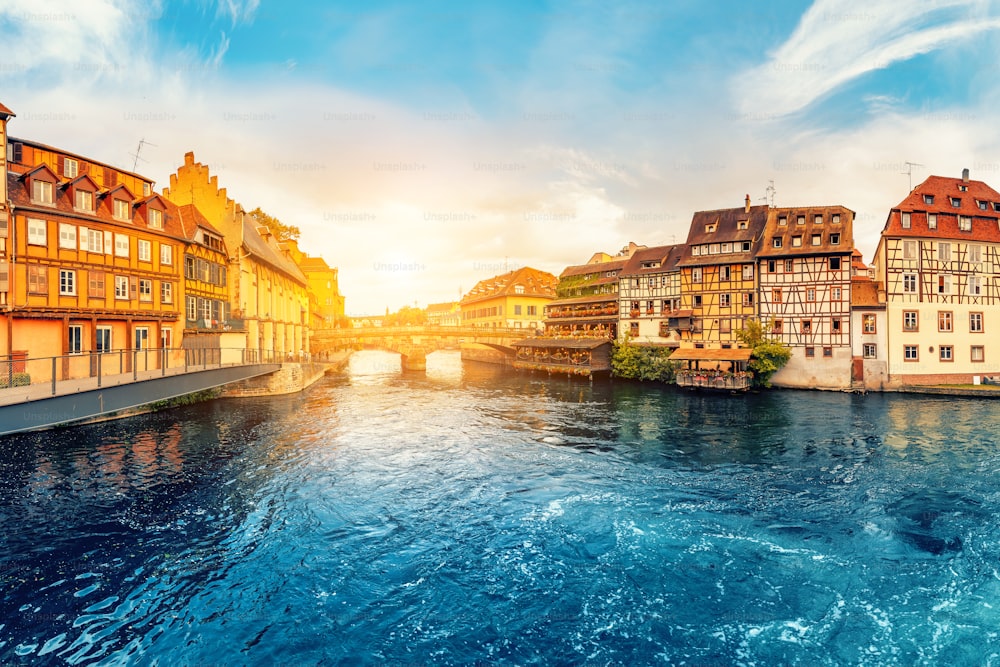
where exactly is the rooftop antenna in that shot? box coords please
[759,180,776,206]
[130,138,156,173]
[901,161,923,191]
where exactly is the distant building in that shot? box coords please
[426,301,461,327]
[850,250,888,391]
[871,169,1000,385]
[617,244,684,346]
[283,239,346,330]
[460,266,558,330]
[545,243,644,339]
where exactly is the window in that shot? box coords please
[863,314,876,333]
[969,244,983,263]
[978,200,988,210]
[823,347,832,357]
[951,197,961,207]
[113,199,131,221]
[801,319,812,334]
[737,221,747,230]
[772,288,782,303]
[830,233,840,245]
[720,293,731,308]
[742,264,753,280]
[115,233,129,257]
[970,312,983,333]
[720,266,731,281]
[59,223,77,249]
[829,257,842,271]
[64,158,79,178]
[87,228,103,253]
[778,215,787,226]
[161,328,172,350]
[693,295,702,307]
[96,326,112,353]
[903,274,917,293]
[629,322,639,336]
[27,218,46,246]
[115,275,129,300]
[134,327,149,350]
[785,259,794,272]
[959,216,972,232]
[806,288,816,302]
[903,240,917,260]
[742,241,751,252]
[969,275,982,296]
[768,260,777,273]
[939,242,951,261]
[88,271,105,298]
[901,212,911,229]
[148,208,163,229]
[720,319,731,334]
[692,267,702,282]
[805,346,815,357]
[721,242,732,253]
[815,214,823,225]
[772,237,783,248]
[938,311,953,332]
[832,213,841,223]
[904,345,919,361]
[27,265,47,294]
[772,319,783,334]
[68,324,83,354]
[832,318,841,333]
[138,239,151,262]
[972,345,985,363]
[903,311,918,331]
[792,235,803,247]
[705,223,716,233]
[139,279,152,302]
[938,274,952,294]
[797,215,805,225]
[514,285,524,294]
[186,295,197,321]
[928,214,937,229]
[159,282,171,305]
[924,194,934,205]
[939,345,953,362]
[863,343,877,359]
[32,179,54,204]
[527,305,537,316]
[75,189,93,212]
[59,269,76,295]
[831,287,842,300]
[742,293,754,307]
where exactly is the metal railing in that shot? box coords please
[0,347,285,398]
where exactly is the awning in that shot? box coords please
[669,348,752,362]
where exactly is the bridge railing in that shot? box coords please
[0,347,285,399]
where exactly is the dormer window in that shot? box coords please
[928,213,937,229]
[778,216,787,226]
[738,221,747,230]
[959,216,972,231]
[63,158,79,178]
[796,215,805,225]
[901,212,911,229]
[74,189,94,212]
[951,197,961,207]
[32,179,54,205]
[814,214,823,224]
[148,208,163,229]
[705,223,716,233]
[959,185,968,192]
[514,285,524,294]
[811,234,822,246]
[113,199,131,221]
[924,195,934,205]
[830,233,840,245]
[832,214,841,223]
[772,237,783,248]
[792,235,803,247]
[978,200,988,210]
[143,183,151,197]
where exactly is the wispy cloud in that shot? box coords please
[734,0,1000,116]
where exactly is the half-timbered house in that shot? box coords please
[617,244,684,346]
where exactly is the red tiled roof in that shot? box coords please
[0,101,15,117]
[461,266,558,305]
[851,277,882,308]
[882,174,1000,242]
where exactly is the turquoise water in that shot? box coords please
[1,350,999,665]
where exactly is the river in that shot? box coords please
[1,350,999,665]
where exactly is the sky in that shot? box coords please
[3,0,1000,315]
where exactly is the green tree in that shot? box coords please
[611,334,677,383]
[248,207,301,242]
[383,306,428,326]
[736,318,792,388]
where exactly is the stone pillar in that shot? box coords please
[401,347,427,372]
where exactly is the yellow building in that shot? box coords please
[1,104,184,380]
[461,267,557,330]
[283,239,346,330]
[163,153,310,359]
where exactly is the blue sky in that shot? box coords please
[3,0,1000,313]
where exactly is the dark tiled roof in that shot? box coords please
[676,205,769,267]
[559,258,629,279]
[241,219,308,284]
[757,206,854,258]
[620,244,683,277]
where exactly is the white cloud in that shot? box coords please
[735,0,1000,116]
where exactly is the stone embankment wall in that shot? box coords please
[221,352,351,398]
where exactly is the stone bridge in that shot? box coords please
[311,326,528,371]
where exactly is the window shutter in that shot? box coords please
[78,226,89,251]
[0,260,8,292]
[104,230,112,254]
[129,276,137,299]
[12,143,22,163]
[0,210,8,238]
[57,155,65,175]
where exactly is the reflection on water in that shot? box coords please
[2,350,1000,664]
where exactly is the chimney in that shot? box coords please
[962,167,970,183]
[744,194,751,213]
